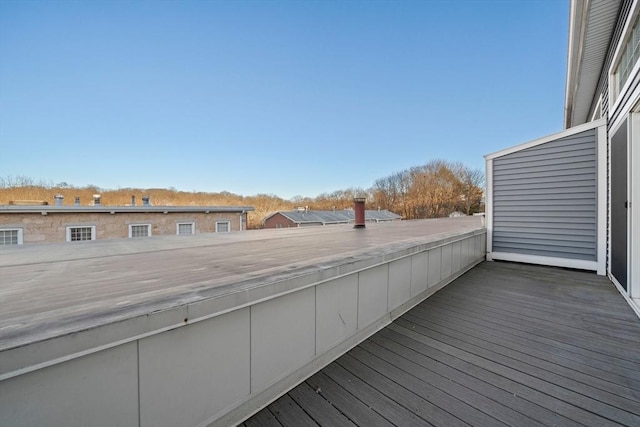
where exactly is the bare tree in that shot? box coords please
[451,162,484,215]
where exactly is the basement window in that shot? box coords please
[215,221,230,233]
[177,222,195,235]
[0,228,23,245]
[66,226,96,242]
[129,224,151,238]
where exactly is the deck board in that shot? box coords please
[244,261,640,427]
[423,295,640,378]
[427,292,640,369]
[361,336,582,427]
[288,382,357,427]
[266,394,318,427]
[305,371,394,427]
[406,305,640,398]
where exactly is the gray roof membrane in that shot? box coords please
[274,209,401,224]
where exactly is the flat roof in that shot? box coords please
[0,217,483,364]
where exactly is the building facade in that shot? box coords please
[0,205,253,245]
[486,0,639,315]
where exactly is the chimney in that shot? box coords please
[54,194,64,206]
[142,195,150,206]
[74,196,80,206]
[93,194,101,206]
[353,197,366,228]
[131,195,136,206]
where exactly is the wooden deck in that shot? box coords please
[243,261,640,427]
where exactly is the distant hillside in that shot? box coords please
[0,161,483,228]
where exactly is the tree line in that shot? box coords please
[0,161,483,229]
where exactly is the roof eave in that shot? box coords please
[0,206,255,214]
[565,0,588,128]
[564,0,622,128]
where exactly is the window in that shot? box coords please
[129,224,151,238]
[177,222,194,235]
[66,226,95,242]
[215,221,231,233]
[0,229,23,246]
[613,14,640,101]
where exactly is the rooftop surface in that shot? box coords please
[0,217,482,351]
[243,261,640,427]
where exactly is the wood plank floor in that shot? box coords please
[242,261,640,427]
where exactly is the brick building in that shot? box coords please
[0,198,253,245]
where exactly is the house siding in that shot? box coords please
[590,0,634,123]
[492,129,598,261]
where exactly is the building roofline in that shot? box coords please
[0,206,255,214]
[484,117,605,160]
[262,209,402,225]
[564,0,622,128]
[564,0,588,128]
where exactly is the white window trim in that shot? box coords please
[128,223,152,238]
[608,1,640,114]
[590,94,603,122]
[176,222,195,235]
[215,221,231,233]
[0,228,23,245]
[631,108,640,303]
[66,225,96,242]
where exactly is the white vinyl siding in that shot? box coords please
[177,222,195,235]
[66,226,96,242]
[215,221,230,233]
[0,228,23,246]
[129,224,151,238]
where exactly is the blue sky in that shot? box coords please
[0,0,568,199]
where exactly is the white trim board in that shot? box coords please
[610,273,640,319]
[597,124,607,275]
[631,110,640,298]
[485,157,494,257]
[488,252,598,272]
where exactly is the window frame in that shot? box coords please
[0,228,23,246]
[609,3,640,112]
[215,221,231,233]
[128,223,152,238]
[176,222,195,235]
[65,225,96,242]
